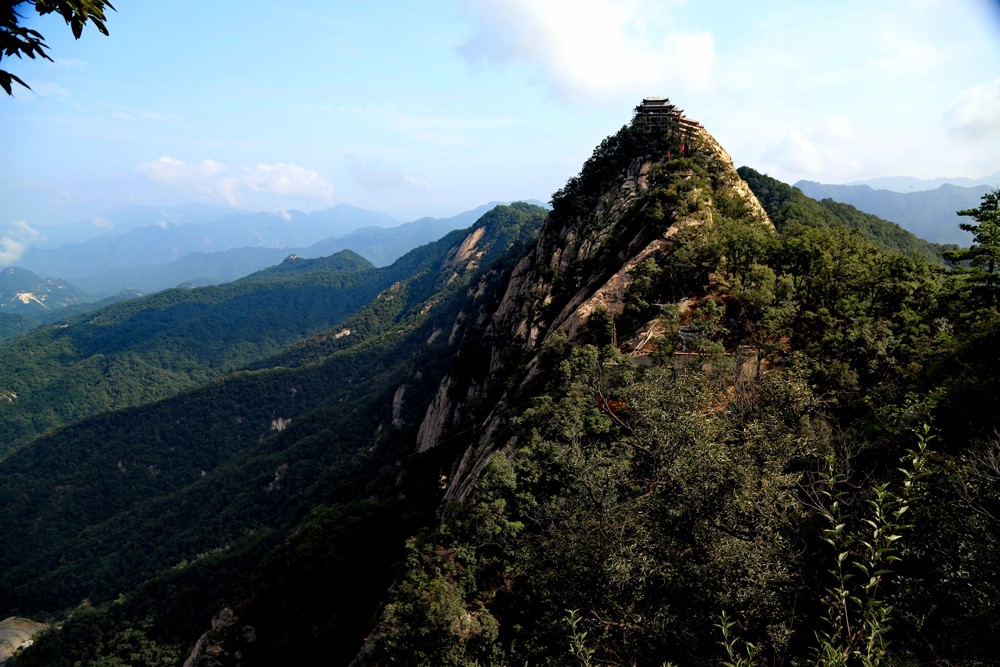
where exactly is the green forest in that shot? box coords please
[3,116,998,666]
[361,196,1000,666]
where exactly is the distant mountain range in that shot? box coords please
[740,168,945,264]
[10,201,544,297]
[17,204,399,282]
[0,177,948,335]
[0,265,143,339]
[844,172,1000,192]
[0,266,90,316]
[29,203,239,249]
[793,180,993,245]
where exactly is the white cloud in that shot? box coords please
[0,220,40,266]
[823,113,856,141]
[109,106,184,123]
[345,156,432,192]
[28,81,71,97]
[760,124,865,183]
[375,107,517,146]
[460,0,715,103]
[136,156,335,207]
[54,190,73,207]
[873,26,942,75]
[243,162,334,201]
[0,237,26,265]
[946,77,1000,140]
[761,130,825,177]
[304,103,334,115]
[757,124,867,185]
[9,220,40,240]
[52,58,87,69]
[137,156,235,204]
[8,79,71,103]
[90,215,113,230]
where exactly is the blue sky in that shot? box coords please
[2,0,1000,246]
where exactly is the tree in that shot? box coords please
[1,0,115,95]
[947,189,1000,299]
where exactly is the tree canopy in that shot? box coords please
[947,189,1000,299]
[0,0,114,95]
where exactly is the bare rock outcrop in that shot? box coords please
[182,607,257,667]
[410,121,773,503]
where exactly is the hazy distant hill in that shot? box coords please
[54,203,534,296]
[16,204,399,281]
[741,168,946,263]
[0,267,94,339]
[0,266,90,316]
[844,172,1000,192]
[71,246,292,296]
[0,270,148,340]
[793,179,992,244]
[0,249,382,454]
[31,203,238,249]
[303,202,506,266]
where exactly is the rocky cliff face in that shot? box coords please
[412,122,773,503]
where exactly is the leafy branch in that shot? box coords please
[720,426,931,666]
[1,0,115,94]
[812,425,931,666]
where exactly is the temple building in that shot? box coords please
[633,97,702,131]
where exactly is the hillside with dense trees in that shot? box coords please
[5,114,999,666]
[739,166,949,263]
[0,249,429,456]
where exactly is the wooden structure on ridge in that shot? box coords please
[633,97,702,132]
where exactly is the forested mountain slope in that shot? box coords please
[0,250,382,456]
[6,111,1000,667]
[67,203,509,296]
[351,130,999,666]
[355,125,999,664]
[794,178,990,244]
[0,267,91,316]
[739,166,948,263]
[0,311,35,339]
[16,204,399,283]
[1,203,546,664]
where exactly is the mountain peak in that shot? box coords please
[406,108,774,500]
[0,266,90,316]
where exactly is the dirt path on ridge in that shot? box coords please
[0,616,48,664]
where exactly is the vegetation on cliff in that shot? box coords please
[738,166,947,263]
[2,203,547,665]
[356,131,1000,665]
[5,117,999,667]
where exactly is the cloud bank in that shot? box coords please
[345,156,431,192]
[947,77,1000,140]
[757,111,866,184]
[137,156,335,207]
[0,220,41,266]
[460,0,714,103]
